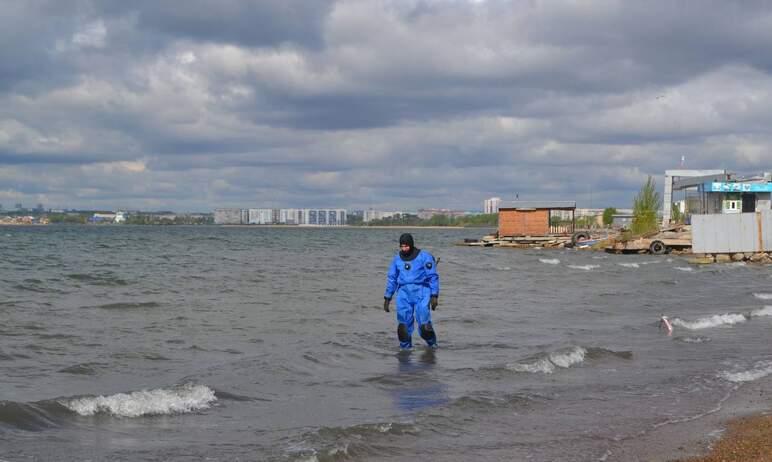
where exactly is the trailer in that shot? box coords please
[606,226,692,254]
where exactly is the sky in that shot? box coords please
[1,0,772,212]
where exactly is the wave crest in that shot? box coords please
[719,361,772,383]
[539,258,560,265]
[671,313,747,330]
[751,306,772,317]
[507,347,587,374]
[60,383,216,417]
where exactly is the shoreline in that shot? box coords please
[604,376,771,461]
[682,414,772,462]
[220,224,490,229]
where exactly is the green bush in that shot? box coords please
[631,176,661,235]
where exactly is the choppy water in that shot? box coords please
[1,226,771,461]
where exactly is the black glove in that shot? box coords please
[430,295,438,311]
[383,297,391,313]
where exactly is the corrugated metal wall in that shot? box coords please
[764,211,772,250]
[692,210,771,253]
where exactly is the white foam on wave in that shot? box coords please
[507,357,556,374]
[751,306,772,317]
[678,336,711,343]
[719,360,772,383]
[671,313,747,330]
[674,267,693,272]
[567,264,600,271]
[549,347,587,368]
[506,347,586,374]
[61,383,216,417]
[539,258,560,265]
[753,293,772,300]
[618,263,639,269]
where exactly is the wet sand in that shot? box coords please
[604,376,771,461]
[683,414,772,462]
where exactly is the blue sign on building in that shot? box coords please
[705,182,772,193]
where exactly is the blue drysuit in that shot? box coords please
[384,250,440,348]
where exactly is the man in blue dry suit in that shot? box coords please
[383,233,440,349]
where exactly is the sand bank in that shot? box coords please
[603,376,771,461]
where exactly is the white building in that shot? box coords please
[299,208,347,225]
[483,197,502,214]
[248,208,273,224]
[363,210,403,223]
[214,208,244,224]
[279,208,303,224]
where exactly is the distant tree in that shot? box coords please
[575,215,597,229]
[631,176,661,235]
[602,207,617,226]
[670,203,683,224]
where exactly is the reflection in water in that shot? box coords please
[392,349,449,412]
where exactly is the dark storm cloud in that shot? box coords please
[95,0,335,49]
[2,0,772,211]
[0,2,80,92]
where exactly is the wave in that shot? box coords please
[92,302,160,310]
[752,306,772,317]
[719,360,772,383]
[448,393,534,411]
[60,383,216,417]
[58,363,102,375]
[674,336,711,344]
[65,273,128,286]
[618,263,639,268]
[567,264,600,271]
[0,400,69,431]
[671,313,747,330]
[506,346,587,374]
[539,258,560,265]
[753,293,772,300]
[674,267,694,272]
[287,421,421,462]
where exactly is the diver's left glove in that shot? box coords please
[430,295,438,311]
[383,297,391,313]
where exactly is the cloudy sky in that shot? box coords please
[2,0,772,212]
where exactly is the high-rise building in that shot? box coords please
[248,208,273,224]
[214,208,244,224]
[215,207,347,225]
[363,210,404,222]
[483,197,502,214]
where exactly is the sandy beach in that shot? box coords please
[604,376,771,461]
[684,414,772,462]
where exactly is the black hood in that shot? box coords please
[399,233,420,261]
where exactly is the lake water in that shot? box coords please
[1,226,771,461]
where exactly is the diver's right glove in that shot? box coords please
[430,295,438,311]
[383,297,391,313]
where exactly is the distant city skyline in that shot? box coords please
[2,2,772,211]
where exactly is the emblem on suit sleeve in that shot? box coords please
[425,262,433,269]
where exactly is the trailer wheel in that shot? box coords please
[649,240,668,255]
[571,231,591,246]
